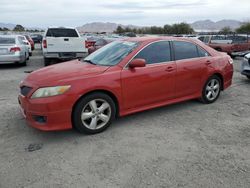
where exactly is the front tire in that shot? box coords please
[73,92,116,134]
[200,75,221,104]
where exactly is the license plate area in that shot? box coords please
[59,52,75,58]
[0,48,8,54]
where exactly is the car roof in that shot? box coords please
[124,36,201,44]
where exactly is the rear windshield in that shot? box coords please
[46,28,79,37]
[0,37,15,44]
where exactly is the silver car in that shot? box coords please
[241,53,250,80]
[0,35,29,66]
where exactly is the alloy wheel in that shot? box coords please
[205,79,220,101]
[80,99,111,130]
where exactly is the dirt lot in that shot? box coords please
[0,45,250,188]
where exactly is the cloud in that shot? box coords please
[0,0,249,27]
[101,0,207,10]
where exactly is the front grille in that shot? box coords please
[20,86,32,96]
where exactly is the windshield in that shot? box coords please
[84,41,139,66]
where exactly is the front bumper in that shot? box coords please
[241,58,250,76]
[18,93,73,131]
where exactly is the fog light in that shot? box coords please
[33,115,47,123]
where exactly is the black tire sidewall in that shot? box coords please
[73,92,116,134]
[201,75,222,104]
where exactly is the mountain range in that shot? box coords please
[77,20,242,33]
[1,19,243,33]
[190,19,242,31]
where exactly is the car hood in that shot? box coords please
[25,59,110,86]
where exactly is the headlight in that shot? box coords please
[31,85,71,99]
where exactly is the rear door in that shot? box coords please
[173,41,211,98]
[45,28,85,52]
[121,41,176,109]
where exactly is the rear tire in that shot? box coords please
[247,76,250,80]
[200,75,222,104]
[44,58,51,66]
[21,54,27,66]
[72,92,116,134]
[29,52,32,56]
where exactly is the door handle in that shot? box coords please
[205,60,211,65]
[165,66,175,72]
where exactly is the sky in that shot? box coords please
[1,0,250,28]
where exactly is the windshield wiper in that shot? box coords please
[83,59,96,65]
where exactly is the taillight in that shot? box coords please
[228,57,233,64]
[10,47,21,52]
[43,40,47,48]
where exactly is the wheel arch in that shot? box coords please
[71,89,120,127]
[211,72,224,90]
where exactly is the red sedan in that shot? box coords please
[18,37,233,134]
[24,35,35,51]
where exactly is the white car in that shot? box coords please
[19,35,32,56]
[0,35,29,66]
[241,53,250,80]
[42,27,87,66]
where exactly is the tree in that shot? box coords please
[163,24,172,34]
[3,27,9,31]
[236,22,250,34]
[13,24,25,32]
[219,27,232,34]
[171,23,194,34]
[115,26,124,34]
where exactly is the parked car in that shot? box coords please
[24,35,35,51]
[0,35,29,66]
[241,53,250,79]
[198,35,250,57]
[18,37,233,134]
[20,35,32,56]
[42,27,87,66]
[88,38,110,54]
[30,34,43,43]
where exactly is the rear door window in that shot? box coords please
[197,47,210,57]
[173,41,199,60]
[46,28,79,37]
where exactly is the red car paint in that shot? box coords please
[18,37,233,131]
[25,35,35,51]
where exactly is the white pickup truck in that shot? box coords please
[42,27,87,66]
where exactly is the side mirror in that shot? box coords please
[129,58,146,68]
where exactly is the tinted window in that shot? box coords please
[173,41,199,60]
[0,37,15,44]
[197,47,209,57]
[134,41,171,64]
[203,36,210,44]
[198,36,205,42]
[46,28,79,37]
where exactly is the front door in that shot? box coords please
[121,41,176,110]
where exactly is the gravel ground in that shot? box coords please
[0,45,250,188]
